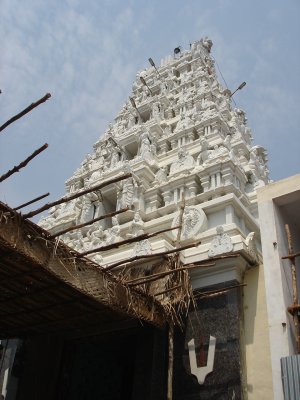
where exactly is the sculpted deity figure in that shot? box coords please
[160,81,168,94]
[128,110,139,128]
[196,137,210,165]
[78,192,99,223]
[134,239,152,256]
[238,148,248,166]
[139,131,156,163]
[94,145,106,170]
[208,226,233,257]
[141,85,151,102]
[223,134,238,162]
[88,226,106,249]
[248,146,269,186]
[106,219,121,244]
[152,102,161,119]
[139,131,152,156]
[181,208,197,239]
[170,148,195,176]
[172,206,207,240]
[117,165,138,210]
[174,113,193,133]
[110,148,121,168]
[71,230,84,252]
[88,169,102,184]
[207,140,229,161]
[105,139,121,169]
[129,211,144,237]
[202,36,213,54]
[153,166,168,185]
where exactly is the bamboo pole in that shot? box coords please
[105,241,201,272]
[167,199,184,400]
[78,225,181,257]
[23,173,131,218]
[0,143,48,182]
[48,208,129,238]
[126,262,213,286]
[0,93,51,133]
[167,324,174,400]
[14,192,50,211]
[154,284,182,297]
[193,283,247,299]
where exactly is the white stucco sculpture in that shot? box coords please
[208,226,233,257]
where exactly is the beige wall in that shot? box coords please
[243,265,273,399]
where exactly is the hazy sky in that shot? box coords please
[1,0,300,216]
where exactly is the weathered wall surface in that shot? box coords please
[243,265,273,399]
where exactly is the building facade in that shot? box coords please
[257,174,300,400]
[38,38,274,399]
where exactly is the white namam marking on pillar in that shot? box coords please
[188,336,216,384]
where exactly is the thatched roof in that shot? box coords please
[0,202,165,338]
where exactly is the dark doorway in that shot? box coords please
[56,330,136,400]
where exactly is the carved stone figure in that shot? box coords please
[93,145,106,169]
[88,169,102,184]
[152,102,161,119]
[172,207,207,240]
[133,239,152,256]
[141,85,151,102]
[202,36,213,53]
[78,192,99,223]
[196,137,210,165]
[208,226,233,257]
[170,148,195,176]
[207,143,229,161]
[129,211,144,237]
[89,226,106,249]
[153,166,168,185]
[129,110,139,128]
[248,146,269,187]
[117,174,138,210]
[245,232,259,264]
[174,114,193,133]
[139,131,152,156]
[139,131,156,163]
[106,223,121,245]
[110,149,120,168]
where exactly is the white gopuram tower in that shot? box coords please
[40,38,273,399]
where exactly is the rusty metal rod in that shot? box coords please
[23,173,131,219]
[284,223,300,353]
[49,208,129,238]
[14,192,50,211]
[78,225,181,257]
[0,143,48,182]
[282,251,300,260]
[0,93,51,133]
